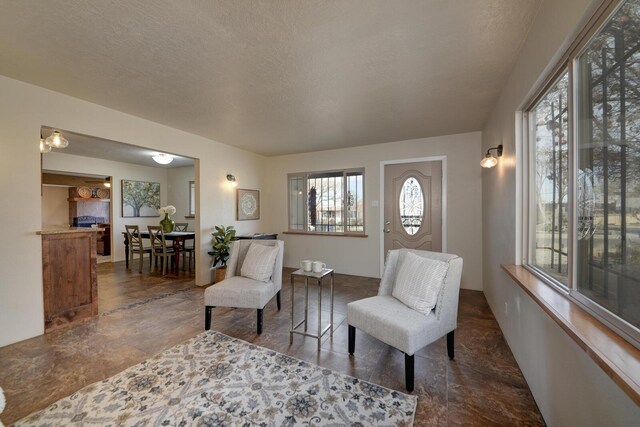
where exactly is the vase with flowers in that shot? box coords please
[159,205,177,232]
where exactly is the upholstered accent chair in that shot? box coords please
[204,239,284,334]
[347,249,463,392]
[125,225,152,273]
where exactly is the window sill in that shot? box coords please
[283,231,368,238]
[501,264,640,406]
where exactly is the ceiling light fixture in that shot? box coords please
[152,153,173,165]
[480,144,503,169]
[39,138,52,153]
[44,130,69,149]
[226,174,238,187]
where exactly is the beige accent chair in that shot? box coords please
[148,225,178,275]
[347,249,463,392]
[204,239,284,334]
[125,225,152,273]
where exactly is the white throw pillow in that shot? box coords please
[241,243,279,282]
[392,251,449,315]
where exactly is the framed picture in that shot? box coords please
[121,180,161,217]
[237,189,260,220]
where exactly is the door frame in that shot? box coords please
[379,156,448,276]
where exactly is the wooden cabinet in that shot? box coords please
[39,230,99,332]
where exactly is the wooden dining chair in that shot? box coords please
[125,225,152,273]
[148,225,176,275]
[174,222,195,271]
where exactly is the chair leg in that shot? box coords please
[348,325,355,355]
[205,306,213,330]
[276,291,281,311]
[149,252,152,269]
[257,309,264,334]
[447,330,455,360]
[138,252,143,273]
[150,254,155,273]
[405,353,414,392]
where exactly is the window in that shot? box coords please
[529,72,570,286]
[188,181,195,216]
[288,169,364,234]
[524,0,640,345]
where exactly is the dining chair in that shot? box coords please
[174,222,195,271]
[148,225,177,275]
[124,225,152,273]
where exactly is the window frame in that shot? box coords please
[287,168,365,235]
[521,0,640,349]
[188,181,195,217]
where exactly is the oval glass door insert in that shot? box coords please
[399,177,424,235]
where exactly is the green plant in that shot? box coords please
[211,225,237,267]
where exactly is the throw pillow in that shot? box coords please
[392,251,449,315]
[241,243,279,282]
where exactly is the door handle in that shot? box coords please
[385,221,390,225]
[383,228,390,233]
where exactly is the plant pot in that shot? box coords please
[214,266,227,283]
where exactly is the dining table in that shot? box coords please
[122,230,195,271]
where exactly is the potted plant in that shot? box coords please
[211,225,237,283]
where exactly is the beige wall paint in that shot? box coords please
[41,186,70,228]
[42,152,170,262]
[167,166,196,230]
[0,75,266,347]
[482,0,640,424]
[264,132,483,290]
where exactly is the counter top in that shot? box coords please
[37,227,105,235]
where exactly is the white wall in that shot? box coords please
[0,75,267,347]
[482,0,640,424]
[41,186,70,228]
[42,152,170,262]
[264,132,483,290]
[167,166,196,230]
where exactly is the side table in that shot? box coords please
[290,268,335,350]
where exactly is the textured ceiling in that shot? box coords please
[0,0,540,156]
[41,127,194,168]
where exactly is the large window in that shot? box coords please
[288,169,364,234]
[525,0,640,346]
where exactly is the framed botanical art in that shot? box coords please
[237,189,260,220]
[121,180,161,217]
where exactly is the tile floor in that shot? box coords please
[0,261,544,426]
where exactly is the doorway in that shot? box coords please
[381,158,446,274]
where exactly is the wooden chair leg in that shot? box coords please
[405,353,414,392]
[348,325,356,355]
[138,252,143,273]
[257,309,264,334]
[205,306,213,330]
[276,291,281,311]
[150,254,155,273]
[447,330,455,360]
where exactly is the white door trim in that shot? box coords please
[379,156,448,277]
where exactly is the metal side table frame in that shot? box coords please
[290,268,335,350]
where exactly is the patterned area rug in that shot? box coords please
[14,331,417,426]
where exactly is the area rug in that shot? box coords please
[13,331,417,426]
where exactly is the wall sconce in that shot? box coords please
[226,174,238,187]
[480,144,503,168]
[39,137,52,153]
[44,130,69,149]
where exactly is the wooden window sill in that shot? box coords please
[283,231,368,238]
[501,264,640,406]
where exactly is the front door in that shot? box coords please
[383,161,442,256]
